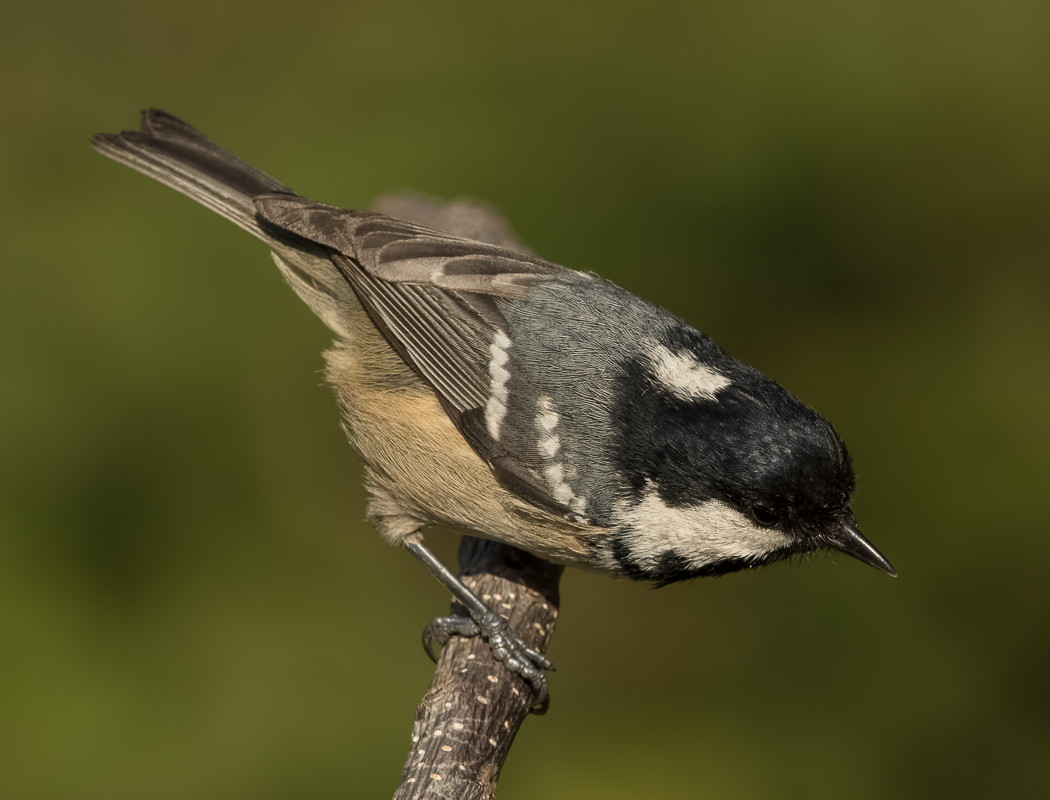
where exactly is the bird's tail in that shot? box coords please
[91,109,292,243]
[92,110,364,338]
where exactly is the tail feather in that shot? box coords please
[91,109,292,241]
[92,109,362,338]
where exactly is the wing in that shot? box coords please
[255,195,580,519]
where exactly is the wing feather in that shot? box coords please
[254,194,580,518]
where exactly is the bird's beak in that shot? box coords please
[825,521,896,577]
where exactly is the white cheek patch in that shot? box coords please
[614,483,789,570]
[647,343,731,402]
[485,330,512,439]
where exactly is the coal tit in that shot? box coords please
[92,111,894,710]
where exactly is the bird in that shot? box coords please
[92,110,895,712]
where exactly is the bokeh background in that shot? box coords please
[2,1,1048,797]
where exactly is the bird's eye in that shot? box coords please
[750,505,780,527]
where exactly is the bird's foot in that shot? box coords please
[423,610,554,714]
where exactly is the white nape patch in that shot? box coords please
[647,343,731,402]
[614,482,789,570]
[485,330,512,439]
[535,396,587,517]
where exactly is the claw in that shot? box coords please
[529,678,550,715]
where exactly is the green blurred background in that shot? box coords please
[2,1,1048,797]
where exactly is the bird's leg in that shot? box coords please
[403,537,554,714]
